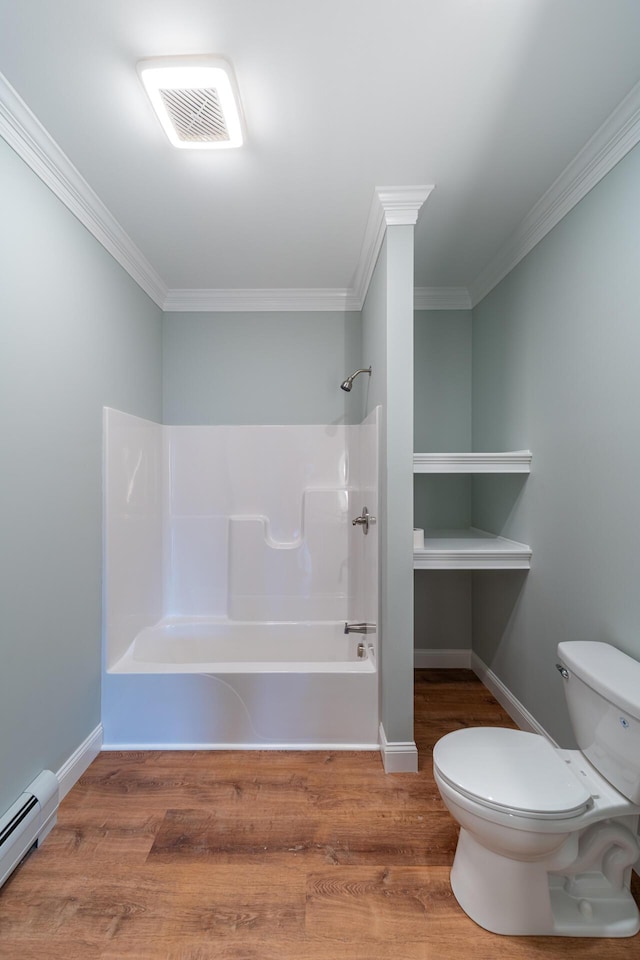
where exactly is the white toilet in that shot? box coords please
[433,641,640,937]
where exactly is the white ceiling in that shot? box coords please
[1,0,640,299]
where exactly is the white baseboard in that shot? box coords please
[470,653,557,745]
[415,648,472,668]
[378,723,418,773]
[55,723,103,800]
[101,741,379,751]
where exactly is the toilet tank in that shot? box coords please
[557,641,640,804]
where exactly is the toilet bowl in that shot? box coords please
[433,642,640,937]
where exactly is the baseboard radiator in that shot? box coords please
[0,770,59,888]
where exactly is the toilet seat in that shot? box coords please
[433,727,592,820]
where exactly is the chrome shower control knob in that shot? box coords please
[352,506,375,534]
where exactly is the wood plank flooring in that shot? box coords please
[1,669,639,958]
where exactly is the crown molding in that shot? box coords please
[351,185,434,309]
[376,185,435,226]
[0,72,167,308]
[414,287,471,310]
[163,288,361,312]
[5,58,640,318]
[469,77,640,307]
[1,80,433,315]
[167,186,437,313]
[165,286,461,312]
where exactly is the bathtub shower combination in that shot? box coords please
[102,408,379,749]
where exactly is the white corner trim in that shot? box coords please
[55,723,103,801]
[415,648,472,668]
[0,72,167,308]
[163,287,361,312]
[378,723,419,773]
[376,185,435,226]
[414,287,471,311]
[351,185,434,309]
[469,77,640,306]
[471,653,557,745]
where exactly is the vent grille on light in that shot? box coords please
[159,87,230,143]
[137,56,244,150]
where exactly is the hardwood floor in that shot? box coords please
[1,669,638,958]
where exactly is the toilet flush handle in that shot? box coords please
[556,663,569,680]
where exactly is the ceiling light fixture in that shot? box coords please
[137,56,244,149]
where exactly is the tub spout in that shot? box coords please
[344,622,376,634]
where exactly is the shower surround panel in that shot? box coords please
[102,408,379,748]
[166,424,350,623]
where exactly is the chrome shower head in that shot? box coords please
[340,366,371,392]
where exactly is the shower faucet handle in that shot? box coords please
[352,506,376,534]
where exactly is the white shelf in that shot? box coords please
[413,528,532,570]
[413,450,532,473]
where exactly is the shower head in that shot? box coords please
[340,366,372,392]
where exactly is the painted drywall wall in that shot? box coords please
[414,309,472,528]
[414,310,473,653]
[472,141,640,745]
[362,238,388,738]
[363,229,415,746]
[162,311,362,425]
[0,135,162,815]
[414,310,472,452]
[362,239,387,421]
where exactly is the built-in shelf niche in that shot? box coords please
[413,451,532,570]
[413,450,532,473]
[413,528,532,570]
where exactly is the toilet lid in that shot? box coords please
[433,727,592,819]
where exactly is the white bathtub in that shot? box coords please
[103,618,379,749]
[109,618,375,674]
[102,410,380,750]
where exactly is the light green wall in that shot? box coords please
[414,310,472,452]
[414,571,472,651]
[363,228,415,745]
[362,240,387,421]
[413,309,473,652]
[163,311,362,425]
[472,141,640,745]
[413,309,472,535]
[0,136,162,814]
